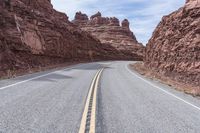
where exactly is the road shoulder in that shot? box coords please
[130,62,200,97]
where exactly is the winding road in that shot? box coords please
[0,61,200,133]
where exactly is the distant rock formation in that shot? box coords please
[75,11,88,21]
[73,11,144,60]
[145,0,200,87]
[90,11,101,19]
[121,19,130,29]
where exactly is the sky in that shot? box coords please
[51,0,185,45]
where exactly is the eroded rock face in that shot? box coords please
[145,0,200,86]
[122,19,130,29]
[90,11,101,19]
[0,0,120,76]
[73,12,144,60]
[185,0,200,9]
[75,11,88,21]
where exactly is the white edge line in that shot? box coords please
[125,64,200,111]
[0,65,78,90]
[0,62,109,90]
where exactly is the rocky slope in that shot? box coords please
[73,12,144,60]
[145,0,200,87]
[0,0,125,77]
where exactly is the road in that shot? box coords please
[0,61,200,133]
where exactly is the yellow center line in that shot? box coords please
[90,68,104,133]
[79,68,104,133]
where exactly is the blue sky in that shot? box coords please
[51,0,185,45]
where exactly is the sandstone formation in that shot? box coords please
[145,0,200,86]
[0,0,122,77]
[73,12,144,60]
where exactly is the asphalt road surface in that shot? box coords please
[0,61,200,133]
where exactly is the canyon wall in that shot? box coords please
[73,12,144,60]
[145,0,200,86]
[0,0,126,76]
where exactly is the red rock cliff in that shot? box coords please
[145,0,200,86]
[0,0,121,76]
[73,12,144,60]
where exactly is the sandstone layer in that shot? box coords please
[145,0,200,87]
[73,12,144,60]
[0,0,124,77]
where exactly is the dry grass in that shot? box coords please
[131,62,200,97]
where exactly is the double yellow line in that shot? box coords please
[79,68,104,133]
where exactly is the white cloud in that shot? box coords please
[51,0,185,45]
